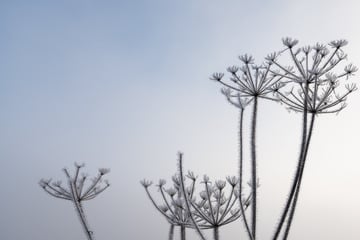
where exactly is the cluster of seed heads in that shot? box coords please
[264,37,358,114]
[141,172,251,230]
[211,38,357,114]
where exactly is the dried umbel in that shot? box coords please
[141,159,251,240]
[39,163,110,240]
[211,53,285,101]
[190,175,252,240]
[267,38,357,239]
[269,37,357,114]
[177,153,253,240]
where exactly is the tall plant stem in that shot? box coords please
[282,113,316,239]
[168,224,174,240]
[180,225,186,240]
[273,82,309,240]
[213,226,219,240]
[238,109,253,240]
[250,96,258,239]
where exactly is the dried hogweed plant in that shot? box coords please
[39,163,110,240]
[141,153,252,240]
[190,175,252,240]
[267,38,357,239]
[211,53,283,239]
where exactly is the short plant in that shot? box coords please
[141,158,252,240]
[39,163,110,240]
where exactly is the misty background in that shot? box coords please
[1,0,360,239]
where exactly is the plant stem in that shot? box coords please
[250,96,258,239]
[178,153,207,240]
[168,224,174,240]
[213,226,219,240]
[282,113,316,239]
[180,225,186,240]
[69,180,94,240]
[273,82,309,240]
[238,109,253,240]
[73,200,94,240]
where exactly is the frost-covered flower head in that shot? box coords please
[141,170,251,231]
[40,163,110,202]
[192,175,251,229]
[140,179,152,188]
[269,38,357,114]
[212,53,286,102]
[98,168,110,175]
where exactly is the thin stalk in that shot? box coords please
[82,175,102,198]
[159,187,180,221]
[238,109,253,240]
[218,187,234,223]
[250,96,258,239]
[213,226,219,240]
[144,187,173,221]
[272,82,309,240]
[180,225,186,240]
[222,194,241,221]
[215,193,221,222]
[282,113,316,239]
[77,202,94,240]
[205,182,216,223]
[190,201,213,224]
[70,182,94,240]
[178,153,207,240]
[168,224,175,240]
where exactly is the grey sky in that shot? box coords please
[1,0,360,239]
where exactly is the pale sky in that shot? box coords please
[1,0,360,239]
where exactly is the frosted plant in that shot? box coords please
[189,175,252,240]
[267,38,357,239]
[211,55,282,239]
[39,163,110,240]
[141,174,196,240]
[177,153,256,240]
[142,154,252,240]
